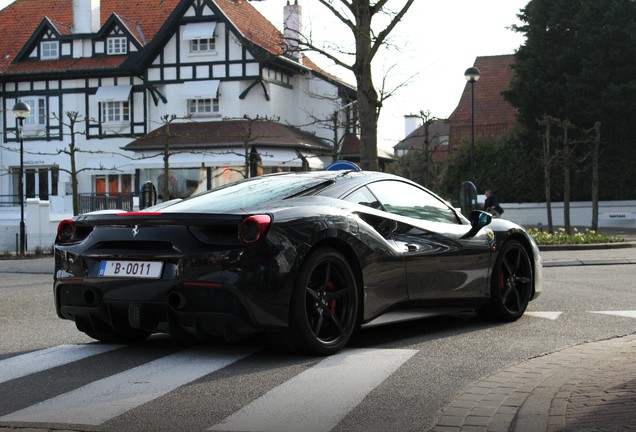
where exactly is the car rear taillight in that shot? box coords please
[57,219,76,243]
[57,219,92,244]
[239,214,272,244]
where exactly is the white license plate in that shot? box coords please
[98,260,163,278]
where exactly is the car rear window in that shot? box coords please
[161,175,330,212]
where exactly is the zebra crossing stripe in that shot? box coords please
[590,310,636,318]
[525,311,563,320]
[0,346,254,425]
[208,348,418,432]
[0,344,121,384]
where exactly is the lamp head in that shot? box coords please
[12,101,31,120]
[464,67,481,83]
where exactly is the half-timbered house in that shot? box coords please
[0,0,357,234]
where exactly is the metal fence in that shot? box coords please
[0,193,134,213]
[79,193,134,214]
[0,195,20,207]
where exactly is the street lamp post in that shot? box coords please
[464,67,480,182]
[12,101,30,256]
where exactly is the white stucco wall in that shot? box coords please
[496,201,636,230]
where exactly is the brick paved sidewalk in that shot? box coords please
[431,334,636,432]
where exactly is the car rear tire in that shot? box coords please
[286,247,358,355]
[479,240,533,322]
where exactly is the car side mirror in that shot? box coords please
[461,210,492,239]
[470,210,492,229]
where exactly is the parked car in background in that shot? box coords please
[54,170,542,355]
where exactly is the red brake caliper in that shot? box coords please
[327,280,337,312]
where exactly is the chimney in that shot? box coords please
[283,0,302,62]
[404,114,422,137]
[73,0,101,34]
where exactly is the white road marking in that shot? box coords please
[0,347,254,425]
[590,310,636,319]
[525,311,563,320]
[208,348,418,432]
[0,344,120,384]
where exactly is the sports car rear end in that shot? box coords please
[54,211,297,342]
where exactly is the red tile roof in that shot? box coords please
[0,0,180,72]
[449,54,518,143]
[0,0,342,79]
[216,0,283,56]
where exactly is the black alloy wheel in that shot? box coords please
[479,240,533,322]
[288,247,358,355]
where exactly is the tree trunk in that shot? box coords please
[562,121,571,234]
[162,119,171,202]
[540,115,554,232]
[69,115,79,216]
[353,5,379,172]
[591,121,601,231]
[312,0,416,172]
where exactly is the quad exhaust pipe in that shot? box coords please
[168,292,187,310]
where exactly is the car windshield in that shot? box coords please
[161,174,330,212]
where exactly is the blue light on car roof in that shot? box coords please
[326,160,361,171]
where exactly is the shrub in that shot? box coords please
[528,227,623,245]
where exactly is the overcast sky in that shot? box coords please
[0,0,529,149]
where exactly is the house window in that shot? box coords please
[107,37,128,55]
[191,38,215,53]
[14,166,57,201]
[40,41,59,60]
[22,97,47,127]
[188,98,219,116]
[95,174,132,194]
[101,101,130,123]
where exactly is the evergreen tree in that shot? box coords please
[504,0,636,199]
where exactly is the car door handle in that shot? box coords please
[406,244,419,252]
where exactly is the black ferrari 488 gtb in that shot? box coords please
[54,170,542,355]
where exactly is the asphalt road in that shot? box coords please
[1,254,635,432]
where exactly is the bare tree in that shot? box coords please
[539,115,599,234]
[216,115,284,178]
[291,0,416,171]
[2,111,131,215]
[561,120,574,234]
[157,114,187,201]
[300,63,418,165]
[133,114,196,202]
[388,111,448,189]
[538,115,558,233]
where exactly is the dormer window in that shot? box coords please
[107,37,128,55]
[191,38,215,53]
[183,22,217,54]
[40,41,59,60]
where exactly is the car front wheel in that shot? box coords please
[479,240,533,322]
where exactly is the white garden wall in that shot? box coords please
[0,199,634,254]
